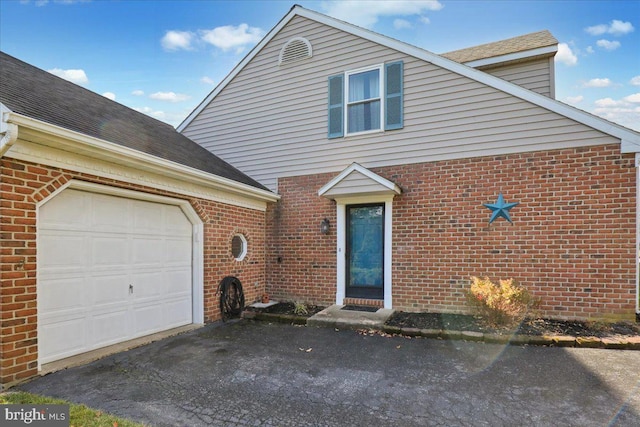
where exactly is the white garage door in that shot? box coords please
[38,189,193,364]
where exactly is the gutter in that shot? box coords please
[0,104,18,157]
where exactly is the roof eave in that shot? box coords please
[5,111,280,203]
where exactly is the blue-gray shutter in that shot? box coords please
[385,61,403,130]
[328,74,344,138]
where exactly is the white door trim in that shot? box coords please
[334,194,394,309]
[36,180,204,368]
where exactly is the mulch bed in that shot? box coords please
[246,302,640,338]
[385,312,640,338]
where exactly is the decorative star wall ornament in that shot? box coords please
[484,193,519,224]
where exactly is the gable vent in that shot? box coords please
[279,37,312,65]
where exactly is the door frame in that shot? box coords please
[36,180,204,369]
[335,194,394,308]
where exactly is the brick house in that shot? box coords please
[178,7,640,319]
[2,4,640,388]
[0,51,278,387]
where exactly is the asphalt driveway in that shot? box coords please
[19,320,640,426]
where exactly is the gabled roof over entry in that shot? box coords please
[319,163,401,199]
[0,51,273,194]
[178,5,640,152]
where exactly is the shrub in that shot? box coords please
[293,301,308,316]
[467,276,539,327]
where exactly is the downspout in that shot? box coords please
[636,153,640,321]
[0,107,18,157]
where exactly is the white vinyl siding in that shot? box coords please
[182,16,618,192]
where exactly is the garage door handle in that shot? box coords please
[129,284,134,294]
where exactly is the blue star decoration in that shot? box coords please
[484,193,519,224]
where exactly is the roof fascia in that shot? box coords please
[318,162,401,196]
[464,45,558,68]
[178,5,640,147]
[6,112,279,202]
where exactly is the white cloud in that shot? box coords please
[593,95,640,131]
[200,24,264,52]
[132,89,144,96]
[625,93,640,103]
[201,76,216,85]
[596,39,620,50]
[583,78,612,88]
[394,18,413,29]
[102,92,116,100]
[585,20,634,36]
[161,30,195,51]
[630,76,640,86]
[419,16,431,25]
[585,46,594,54]
[47,68,88,84]
[322,0,443,29]
[565,95,584,104]
[134,106,166,120]
[555,43,577,66]
[149,91,190,103]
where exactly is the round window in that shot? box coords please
[231,234,247,261]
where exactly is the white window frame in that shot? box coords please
[232,233,248,261]
[344,64,384,136]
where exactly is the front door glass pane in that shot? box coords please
[347,204,384,297]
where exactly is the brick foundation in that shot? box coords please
[1,158,266,387]
[266,144,637,321]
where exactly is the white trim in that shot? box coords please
[36,180,205,370]
[334,194,394,309]
[178,5,640,148]
[232,233,248,261]
[6,111,279,204]
[318,162,402,197]
[464,45,558,68]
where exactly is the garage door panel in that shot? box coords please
[40,189,90,228]
[92,236,130,267]
[165,206,192,234]
[39,188,194,365]
[132,237,164,265]
[39,233,87,273]
[165,270,192,294]
[92,275,129,305]
[39,277,85,313]
[90,310,129,348]
[165,237,192,264]
[92,195,130,233]
[164,299,192,325]
[40,318,86,364]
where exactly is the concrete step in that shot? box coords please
[307,304,394,330]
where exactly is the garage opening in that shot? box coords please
[37,182,203,366]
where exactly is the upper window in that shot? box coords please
[346,66,382,134]
[328,61,403,139]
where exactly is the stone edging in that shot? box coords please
[243,311,640,350]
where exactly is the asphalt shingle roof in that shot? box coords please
[0,51,269,191]
[441,30,558,63]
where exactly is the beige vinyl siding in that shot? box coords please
[182,16,617,192]
[480,57,554,97]
[322,171,392,198]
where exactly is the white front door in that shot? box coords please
[38,188,193,364]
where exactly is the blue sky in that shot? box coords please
[1,0,638,131]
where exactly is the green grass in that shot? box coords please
[1,391,146,427]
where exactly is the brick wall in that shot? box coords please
[267,144,637,321]
[1,157,266,387]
